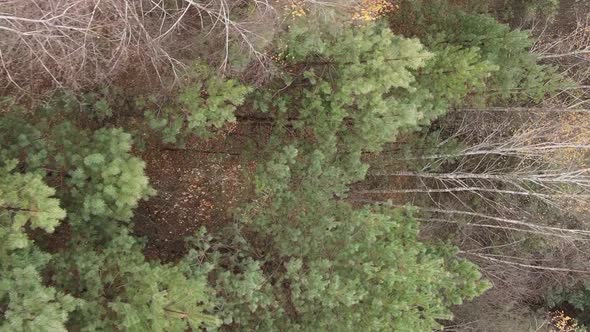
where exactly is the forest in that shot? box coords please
[1,0,590,331]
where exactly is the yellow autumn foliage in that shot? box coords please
[352,0,397,21]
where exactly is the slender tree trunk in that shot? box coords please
[458,107,590,113]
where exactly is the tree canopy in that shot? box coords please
[0,1,571,330]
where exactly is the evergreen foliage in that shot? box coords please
[53,126,153,224]
[278,20,433,150]
[0,248,77,332]
[254,20,437,193]
[0,111,153,233]
[413,43,497,119]
[548,283,590,323]
[185,148,489,330]
[0,161,65,248]
[145,63,251,144]
[0,161,76,332]
[391,0,567,105]
[497,0,560,21]
[50,230,219,331]
[179,19,490,330]
[0,102,216,330]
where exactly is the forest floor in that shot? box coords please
[132,124,263,262]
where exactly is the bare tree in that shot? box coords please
[0,0,283,96]
[532,13,590,61]
[353,109,590,249]
[529,12,590,109]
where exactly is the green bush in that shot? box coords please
[548,283,590,327]
[498,0,560,21]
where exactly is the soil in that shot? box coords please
[132,126,262,262]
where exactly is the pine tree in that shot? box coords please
[0,101,218,330]
[145,62,251,144]
[0,160,65,247]
[179,19,490,329]
[51,125,154,225]
[0,161,76,332]
[49,230,219,331]
[0,8,509,330]
[391,0,566,105]
[0,248,78,332]
[277,20,432,152]
[0,110,153,239]
[188,188,489,330]
[250,20,436,196]
[412,42,498,122]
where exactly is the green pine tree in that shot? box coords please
[391,0,567,105]
[49,230,219,331]
[144,62,252,144]
[0,161,76,332]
